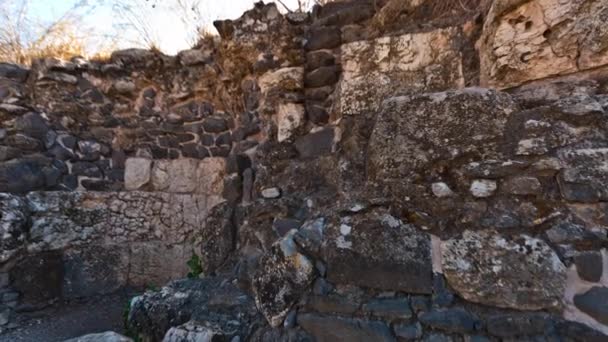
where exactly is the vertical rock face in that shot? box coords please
[480,0,608,89]
[442,230,567,310]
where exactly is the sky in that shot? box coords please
[24,0,308,55]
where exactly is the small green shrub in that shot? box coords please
[187,252,203,279]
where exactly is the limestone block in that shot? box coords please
[339,28,464,116]
[480,0,608,89]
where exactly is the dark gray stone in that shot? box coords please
[546,220,606,244]
[306,101,329,124]
[72,162,102,178]
[0,63,29,82]
[10,252,64,305]
[203,117,228,133]
[313,2,374,27]
[297,314,395,342]
[62,247,127,298]
[307,50,335,70]
[59,134,77,150]
[0,157,49,193]
[305,66,341,88]
[324,210,432,294]
[273,218,302,237]
[554,320,608,342]
[432,274,454,308]
[363,298,412,320]
[574,251,603,282]
[419,308,477,333]
[215,132,232,146]
[410,296,431,314]
[0,146,21,161]
[393,322,422,340]
[305,27,341,51]
[128,277,263,342]
[15,112,49,140]
[295,127,334,158]
[574,287,608,325]
[306,295,360,315]
[486,313,555,338]
[4,134,42,151]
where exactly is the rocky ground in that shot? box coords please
[0,291,135,342]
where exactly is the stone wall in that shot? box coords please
[2,0,608,340]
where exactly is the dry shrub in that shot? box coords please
[0,1,116,66]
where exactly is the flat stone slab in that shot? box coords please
[442,230,567,310]
[368,88,517,182]
[323,210,432,294]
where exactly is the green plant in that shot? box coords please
[186,252,203,279]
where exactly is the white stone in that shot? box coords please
[470,180,497,198]
[124,158,152,190]
[339,28,464,116]
[261,187,281,199]
[196,158,227,196]
[431,182,454,198]
[258,67,304,95]
[339,224,352,236]
[276,103,305,142]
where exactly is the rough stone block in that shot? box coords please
[442,230,567,310]
[124,158,152,190]
[480,0,608,89]
[339,28,464,116]
[323,210,432,294]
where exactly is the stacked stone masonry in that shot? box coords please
[2,0,608,340]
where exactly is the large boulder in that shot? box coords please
[323,209,433,294]
[368,88,518,182]
[128,278,263,341]
[442,230,567,310]
[252,230,316,327]
[480,0,608,89]
[0,193,29,264]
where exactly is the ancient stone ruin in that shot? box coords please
[1,0,608,341]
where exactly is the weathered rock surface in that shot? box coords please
[339,28,465,116]
[368,89,517,181]
[442,230,567,310]
[323,210,432,294]
[0,193,29,263]
[480,0,608,89]
[128,278,263,341]
[252,230,315,327]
